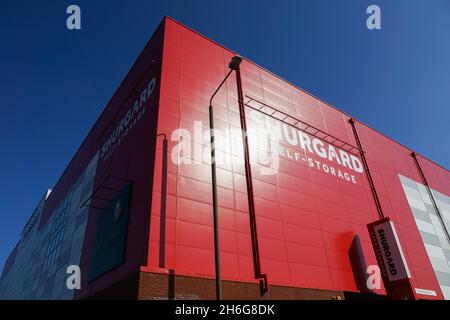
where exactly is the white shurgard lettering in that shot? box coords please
[283,125,298,146]
[101,77,156,159]
[298,131,313,153]
[328,145,342,165]
[312,139,327,158]
[339,149,353,169]
[245,109,365,183]
[350,154,364,173]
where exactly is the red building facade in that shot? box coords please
[2,17,450,300]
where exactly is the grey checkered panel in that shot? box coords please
[399,175,450,299]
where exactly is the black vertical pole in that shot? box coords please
[349,118,384,220]
[235,65,268,294]
[208,67,233,300]
[209,104,222,300]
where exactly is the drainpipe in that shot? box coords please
[349,118,384,219]
[235,62,268,294]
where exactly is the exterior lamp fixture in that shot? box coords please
[208,56,242,300]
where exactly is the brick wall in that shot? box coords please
[138,271,343,300]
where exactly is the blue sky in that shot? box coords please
[1,0,449,270]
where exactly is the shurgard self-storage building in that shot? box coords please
[1,17,450,300]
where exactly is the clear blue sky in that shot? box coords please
[1,0,449,270]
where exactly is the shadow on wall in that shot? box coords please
[347,234,388,300]
[157,133,168,270]
[156,133,176,300]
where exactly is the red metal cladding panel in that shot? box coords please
[416,155,450,196]
[141,17,450,298]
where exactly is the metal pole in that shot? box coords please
[208,68,233,300]
[209,104,222,300]
[349,118,384,220]
[235,65,268,294]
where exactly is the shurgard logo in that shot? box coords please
[248,109,364,184]
[100,77,157,160]
[170,108,364,184]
